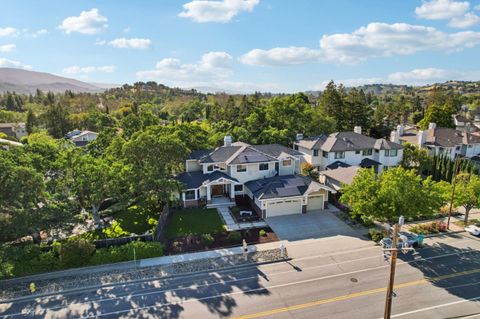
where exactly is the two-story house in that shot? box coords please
[177,136,336,218]
[397,123,480,160]
[293,127,403,172]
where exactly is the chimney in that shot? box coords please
[296,133,304,141]
[418,130,426,146]
[353,126,362,135]
[390,131,399,143]
[224,135,232,147]
[396,124,404,136]
[428,122,436,130]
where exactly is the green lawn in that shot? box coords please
[166,208,225,239]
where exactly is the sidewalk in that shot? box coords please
[216,206,268,231]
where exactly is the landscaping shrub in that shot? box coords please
[230,207,240,214]
[259,229,267,237]
[201,233,214,247]
[56,239,96,268]
[0,244,60,279]
[368,228,385,242]
[89,241,164,265]
[227,231,242,243]
[410,221,448,235]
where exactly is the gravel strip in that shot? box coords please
[0,248,286,301]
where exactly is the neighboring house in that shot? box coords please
[453,114,474,132]
[177,136,336,218]
[0,122,26,140]
[319,166,361,191]
[66,130,98,147]
[294,126,403,172]
[398,123,480,160]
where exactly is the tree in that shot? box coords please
[442,173,480,224]
[341,167,444,223]
[400,142,429,173]
[45,103,72,138]
[418,103,455,129]
[25,109,37,135]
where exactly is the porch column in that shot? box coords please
[230,183,235,199]
[207,185,211,202]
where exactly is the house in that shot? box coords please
[293,126,403,172]
[397,123,480,160]
[319,166,361,191]
[0,122,26,140]
[177,136,336,218]
[66,130,98,147]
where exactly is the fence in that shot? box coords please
[93,234,153,249]
[153,204,173,242]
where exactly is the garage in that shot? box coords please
[307,194,324,212]
[266,199,302,217]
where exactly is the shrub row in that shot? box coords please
[409,221,447,235]
[0,240,164,279]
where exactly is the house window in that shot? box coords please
[468,145,473,148]
[355,150,360,154]
[322,151,328,158]
[207,165,214,172]
[185,190,196,200]
[456,146,461,151]
[313,150,319,157]
[234,185,243,192]
[237,164,247,172]
[282,159,292,166]
[294,145,299,150]
[362,149,372,156]
[334,151,345,159]
[389,149,398,157]
[259,163,269,171]
[375,149,379,153]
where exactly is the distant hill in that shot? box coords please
[0,68,107,94]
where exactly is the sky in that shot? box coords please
[1,0,480,93]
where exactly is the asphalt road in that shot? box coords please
[1,233,480,319]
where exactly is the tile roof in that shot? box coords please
[245,175,328,200]
[177,171,239,189]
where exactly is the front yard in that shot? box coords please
[165,208,225,239]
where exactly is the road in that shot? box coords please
[1,233,480,319]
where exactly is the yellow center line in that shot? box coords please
[232,268,480,319]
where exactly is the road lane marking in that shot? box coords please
[3,250,480,318]
[231,268,480,319]
[387,296,480,318]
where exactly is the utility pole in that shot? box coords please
[384,215,404,319]
[447,158,461,230]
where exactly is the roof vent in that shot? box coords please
[353,126,362,135]
[296,133,304,141]
[428,123,437,130]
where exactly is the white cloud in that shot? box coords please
[108,38,151,49]
[179,0,260,23]
[388,68,452,83]
[415,0,480,28]
[0,58,32,69]
[0,44,16,53]
[239,47,322,66]
[59,8,108,35]
[137,51,233,84]
[319,23,480,64]
[62,65,116,75]
[0,27,17,37]
[30,29,48,38]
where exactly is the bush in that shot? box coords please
[259,229,267,237]
[0,244,60,279]
[368,228,385,242]
[89,241,163,265]
[56,239,95,268]
[201,233,214,247]
[227,231,242,243]
[410,221,448,235]
[230,207,240,214]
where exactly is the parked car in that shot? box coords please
[465,225,480,236]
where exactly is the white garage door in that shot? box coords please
[307,195,324,212]
[266,199,302,217]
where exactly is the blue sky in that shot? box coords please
[1,0,480,92]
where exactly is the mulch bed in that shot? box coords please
[165,227,278,255]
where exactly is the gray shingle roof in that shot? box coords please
[360,158,382,168]
[199,146,242,164]
[228,146,277,164]
[374,138,403,150]
[188,149,212,160]
[177,171,239,189]
[245,175,320,200]
[252,144,302,157]
[294,135,328,150]
[326,161,351,170]
[321,166,361,186]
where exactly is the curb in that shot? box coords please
[0,257,291,304]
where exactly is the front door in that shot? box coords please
[211,184,225,197]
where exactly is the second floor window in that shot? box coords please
[323,151,328,158]
[313,150,319,157]
[385,149,398,157]
[237,164,247,172]
[207,165,214,172]
[334,151,345,159]
[362,149,373,156]
[282,159,292,166]
[259,163,269,171]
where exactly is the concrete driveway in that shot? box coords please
[266,209,360,241]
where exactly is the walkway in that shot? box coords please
[217,206,267,231]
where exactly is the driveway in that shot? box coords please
[266,209,360,241]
